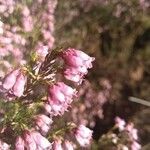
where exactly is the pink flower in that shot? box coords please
[75,125,93,147]
[0,140,10,150]
[131,141,141,150]
[35,114,53,134]
[15,136,25,150]
[21,6,33,32]
[125,123,138,140]
[1,69,26,98]
[61,48,95,83]
[44,103,52,114]
[62,48,94,69]
[2,69,19,90]
[35,42,49,61]
[23,131,37,150]
[48,82,76,116]
[64,67,83,83]
[63,140,74,150]
[22,16,33,32]
[12,73,27,97]
[22,6,30,17]
[31,131,52,150]
[52,139,63,150]
[115,117,126,131]
[23,130,52,150]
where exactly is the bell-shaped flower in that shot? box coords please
[35,114,53,134]
[15,136,25,150]
[75,125,93,147]
[2,69,19,90]
[12,73,27,97]
[52,139,63,150]
[61,48,95,84]
[48,82,76,116]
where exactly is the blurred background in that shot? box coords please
[55,0,150,148]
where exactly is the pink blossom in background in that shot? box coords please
[75,124,93,147]
[131,141,141,150]
[0,23,26,65]
[47,82,76,116]
[125,123,138,140]
[40,0,57,50]
[140,0,150,9]
[22,16,33,32]
[0,0,15,17]
[22,6,30,17]
[21,6,33,32]
[0,20,4,35]
[115,117,126,131]
[0,0,57,76]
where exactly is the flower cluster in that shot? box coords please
[115,117,141,150]
[0,46,94,149]
[98,117,141,150]
[52,124,93,149]
[61,79,111,127]
[0,0,15,17]
[0,0,57,77]
[21,6,33,32]
[0,3,94,149]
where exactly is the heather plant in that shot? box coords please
[0,46,94,149]
[0,0,94,149]
[0,0,147,149]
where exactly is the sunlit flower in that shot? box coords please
[75,125,93,147]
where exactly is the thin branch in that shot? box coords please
[129,96,150,107]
